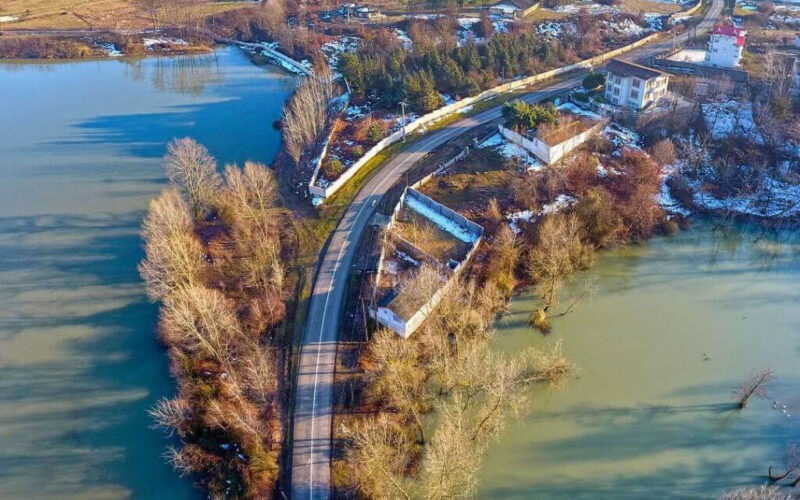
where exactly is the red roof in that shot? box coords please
[712,25,746,46]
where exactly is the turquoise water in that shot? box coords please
[0,48,295,499]
[482,223,800,499]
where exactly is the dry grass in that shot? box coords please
[418,149,520,221]
[393,208,470,263]
[525,7,567,20]
[0,0,246,30]
[620,0,681,14]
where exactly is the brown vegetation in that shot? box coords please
[0,36,98,59]
[282,66,335,164]
[340,275,574,498]
[141,138,291,498]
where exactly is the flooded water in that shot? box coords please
[0,47,295,499]
[482,222,800,499]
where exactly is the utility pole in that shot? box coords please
[400,101,407,142]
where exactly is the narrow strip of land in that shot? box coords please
[290,1,723,496]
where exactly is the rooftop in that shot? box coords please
[712,25,746,46]
[605,59,666,80]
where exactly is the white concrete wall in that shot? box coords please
[706,35,743,68]
[310,30,667,199]
[372,187,484,338]
[498,121,606,164]
[376,307,408,337]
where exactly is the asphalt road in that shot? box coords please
[289,0,723,496]
[288,76,582,499]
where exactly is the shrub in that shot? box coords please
[585,135,615,155]
[565,152,598,196]
[502,100,559,130]
[574,187,622,247]
[648,138,676,166]
[324,158,345,179]
[485,198,503,226]
[530,308,551,332]
[351,145,364,157]
[757,1,775,15]
[582,71,606,90]
[657,219,679,236]
[573,91,589,102]
[366,121,385,143]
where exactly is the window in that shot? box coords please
[633,79,641,88]
[613,87,620,96]
[630,89,639,99]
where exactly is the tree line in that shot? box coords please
[141,138,290,498]
[337,27,577,114]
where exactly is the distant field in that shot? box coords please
[525,8,568,20]
[621,0,682,14]
[0,0,249,30]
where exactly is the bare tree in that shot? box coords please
[420,398,484,500]
[399,263,445,319]
[734,368,774,408]
[138,188,206,300]
[721,485,792,500]
[165,137,221,219]
[149,396,194,437]
[364,329,429,444]
[484,224,518,296]
[346,416,413,500]
[219,162,284,293]
[160,285,251,364]
[282,66,335,164]
[525,214,594,307]
[769,443,800,484]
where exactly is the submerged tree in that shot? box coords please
[769,443,800,486]
[734,368,774,408]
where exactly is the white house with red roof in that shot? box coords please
[706,25,746,68]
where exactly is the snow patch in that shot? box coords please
[405,197,479,243]
[701,100,759,142]
[558,102,602,119]
[479,133,543,170]
[394,29,413,49]
[604,123,643,151]
[143,37,188,49]
[541,194,578,215]
[98,42,123,57]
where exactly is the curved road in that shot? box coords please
[290,0,723,496]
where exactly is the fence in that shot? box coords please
[498,118,608,164]
[373,186,484,337]
[652,57,749,82]
[309,30,667,199]
[410,147,469,190]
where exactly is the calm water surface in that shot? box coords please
[0,47,295,499]
[482,222,800,499]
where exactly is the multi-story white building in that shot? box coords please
[705,25,746,68]
[603,59,670,110]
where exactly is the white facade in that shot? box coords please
[705,26,745,68]
[498,122,604,164]
[604,65,669,110]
